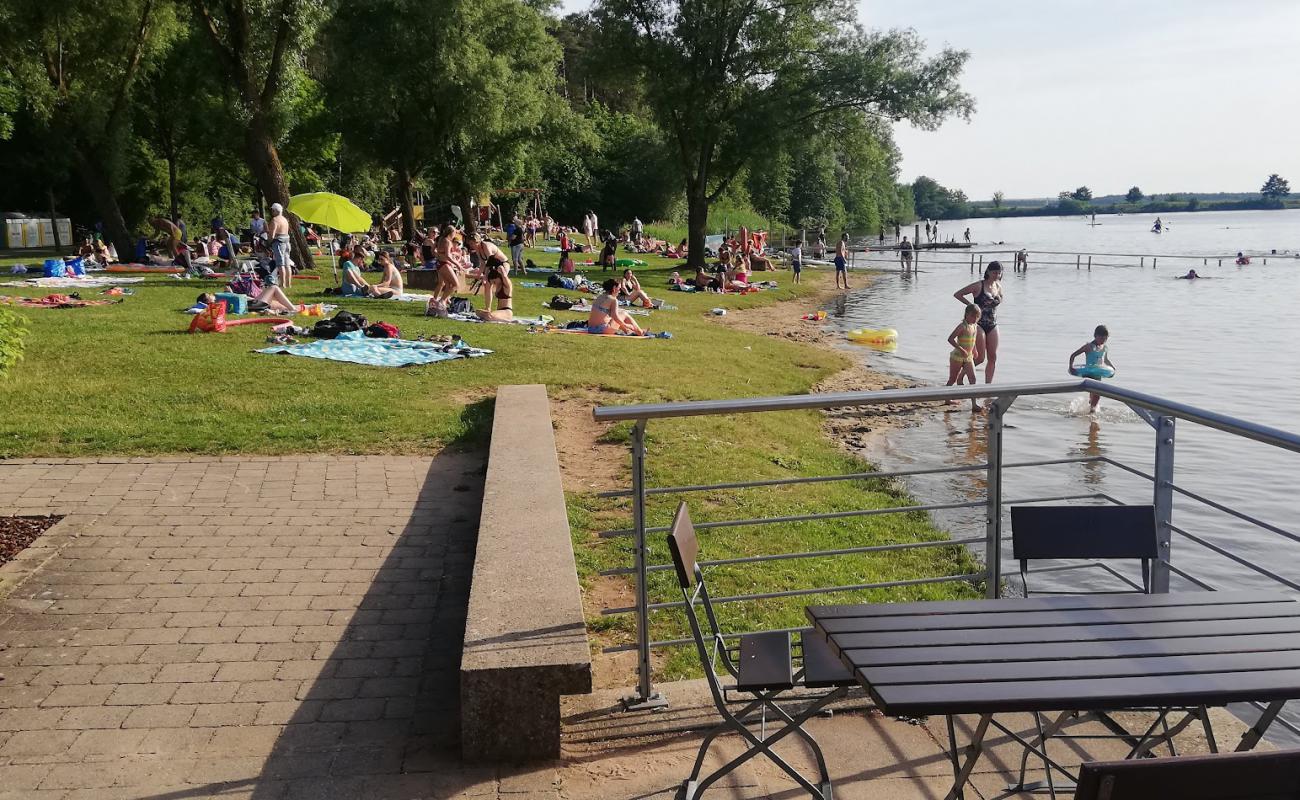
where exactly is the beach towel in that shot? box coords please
[541,301,650,317]
[1,276,145,289]
[546,328,670,339]
[0,294,122,309]
[394,293,435,303]
[257,330,491,367]
[447,313,554,326]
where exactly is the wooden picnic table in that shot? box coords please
[807,590,1300,799]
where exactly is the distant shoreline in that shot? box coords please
[951,198,1297,222]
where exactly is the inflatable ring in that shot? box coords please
[1073,365,1114,379]
[847,328,898,345]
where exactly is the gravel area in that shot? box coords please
[0,515,61,566]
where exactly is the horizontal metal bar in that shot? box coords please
[1166,563,1218,592]
[1169,523,1300,593]
[594,381,1087,422]
[598,492,1103,539]
[595,462,991,499]
[602,624,817,654]
[597,499,986,538]
[602,572,986,616]
[593,381,1300,456]
[1165,482,1300,547]
[1099,457,1156,482]
[598,536,986,577]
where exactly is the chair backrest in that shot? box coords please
[667,501,700,590]
[1074,749,1300,800]
[1011,505,1158,594]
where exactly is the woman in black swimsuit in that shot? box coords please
[954,261,1004,385]
[476,268,514,321]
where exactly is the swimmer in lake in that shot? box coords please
[1178,270,1200,280]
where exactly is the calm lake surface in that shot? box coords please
[835,209,1300,597]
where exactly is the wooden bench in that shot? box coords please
[460,385,592,762]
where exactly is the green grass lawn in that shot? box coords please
[1,240,981,679]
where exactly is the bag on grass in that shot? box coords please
[448,296,474,315]
[310,319,343,339]
[364,322,400,339]
[331,310,368,331]
[188,301,228,333]
[548,295,575,310]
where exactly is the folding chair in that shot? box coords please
[1073,748,1300,799]
[1009,504,1209,795]
[667,501,855,800]
[1011,504,1158,596]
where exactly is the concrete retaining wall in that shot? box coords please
[460,385,592,762]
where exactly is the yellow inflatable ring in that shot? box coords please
[846,327,898,345]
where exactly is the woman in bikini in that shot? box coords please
[370,251,404,299]
[587,279,644,335]
[431,225,465,313]
[619,269,653,308]
[954,261,1004,385]
[476,270,514,322]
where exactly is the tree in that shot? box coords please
[593,0,973,267]
[1261,174,1291,200]
[1070,186,1092,202]
[190,0,328,268]
[1125,186,1143,203]
[991,190,1004,208]
[3,0,177,257]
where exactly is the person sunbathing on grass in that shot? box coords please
[588,279,644,336]
[370,251,403,299]
[618,269,654,308]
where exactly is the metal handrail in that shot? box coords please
[591,380,1300,710]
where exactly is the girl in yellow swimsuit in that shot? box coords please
[946,304,986,411]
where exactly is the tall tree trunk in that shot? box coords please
[397,167,416,242]
[47,188,63,254]
[686,183,709,269]
[245,117,314,269]
[73,149,133,260]
[166,154,180,223]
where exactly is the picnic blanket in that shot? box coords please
[1,276,145,289]
[541,301,651,317]
[0,294,122,309]
[257,331,491,367]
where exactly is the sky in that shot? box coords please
[556,0,1300,200]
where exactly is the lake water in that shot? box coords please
[834,209,1300,598]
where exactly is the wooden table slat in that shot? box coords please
[823,615,1300,651]
[866,650,1300,688]
[818,601,1300,634]
[869,666,1300,717]
[806,590,1281,620]
[840,632,1300,667]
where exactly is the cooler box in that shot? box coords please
[215,292,248,314]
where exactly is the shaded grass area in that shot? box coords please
[0,244,824,457]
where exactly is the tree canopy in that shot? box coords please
[1261,174,1290,200]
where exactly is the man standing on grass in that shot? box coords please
[631,216,643,245]
[268,203,292,289]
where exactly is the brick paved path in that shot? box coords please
[0,453,542,799]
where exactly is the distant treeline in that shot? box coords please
[965,197,1296,219]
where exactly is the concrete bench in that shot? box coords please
[461,384,592,762]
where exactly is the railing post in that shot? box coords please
[1151,416,1176,593]
[624,419,667,710]
[985,398,1010,598]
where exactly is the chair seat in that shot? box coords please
[735,631,795,692]
[800,630,855,688]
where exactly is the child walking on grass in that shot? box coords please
[1068,324,1117,411]
[946,305,985,411]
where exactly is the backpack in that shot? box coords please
[310,319,344,339]
[546,273,564,288]
[448,296,474,315]
[549,295,575,310]
[364,322,400,339]
[331,310,368,331]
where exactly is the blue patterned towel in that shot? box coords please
[257,332,491,367]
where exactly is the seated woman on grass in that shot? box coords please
[339,251,372,297]
[588,279,644,335]
[618,269,654,308]
[475,271,514,322]
[693,267,720,291]
[370,251,404,299]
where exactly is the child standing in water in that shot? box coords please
[946,305,986,411]
[1068,325,1116,412]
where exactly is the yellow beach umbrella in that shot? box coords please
[287,192,373,284]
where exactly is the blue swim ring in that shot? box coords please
[1072,365,1114,379]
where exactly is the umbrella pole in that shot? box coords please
[331,249,339,286]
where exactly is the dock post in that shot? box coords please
[1087,256,1091,271]
[1153,258,1158,269]
[1218,259,1222,267]
[970,253,974,274]
[1076,255,1080,270]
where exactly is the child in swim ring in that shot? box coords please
[946,305,985,411]
[1068,325,1116,411]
